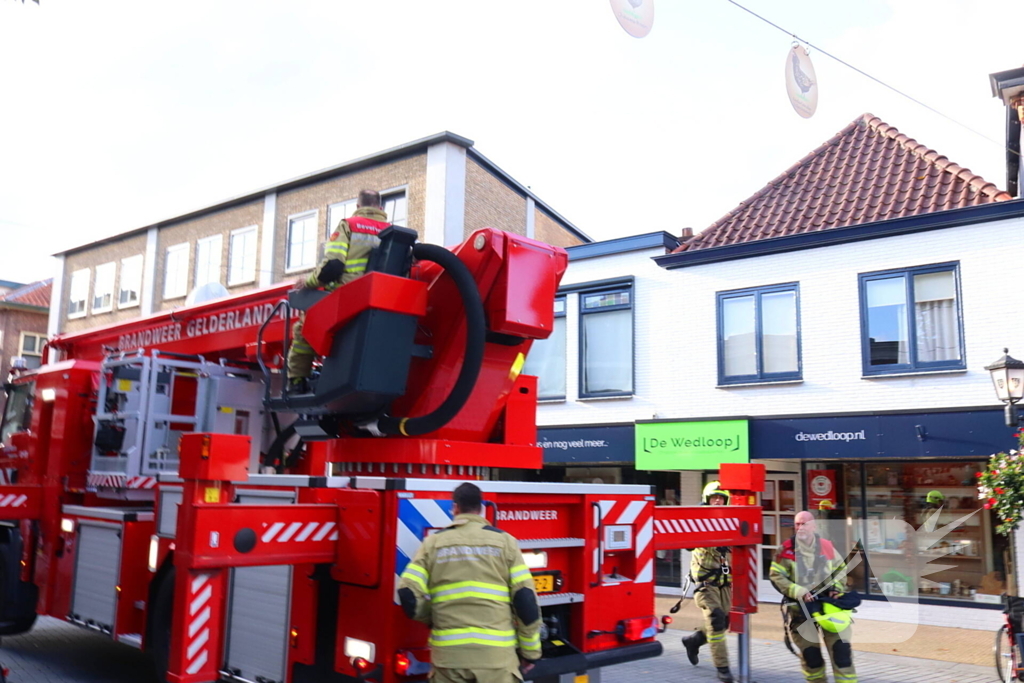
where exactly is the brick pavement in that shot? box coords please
[607,631,996,683]
[0,616,1001,683]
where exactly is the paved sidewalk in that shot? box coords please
[608,631,997,683]
[657,596,999,667]
[0,615,1003,683]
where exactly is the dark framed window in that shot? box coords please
[522,297,566,400]
[717,283,801,384]
[579,286,633,398]
[859,263,964,375]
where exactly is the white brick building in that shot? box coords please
[529,115,1022,626]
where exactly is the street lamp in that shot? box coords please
[986,349,1024,427]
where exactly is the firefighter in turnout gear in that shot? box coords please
[397,483,542,682]
[682,481,735,683]
[285,189,391,388]
[770,511,857,683]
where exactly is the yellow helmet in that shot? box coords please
[811,601,853,633]
[702,481,730,505]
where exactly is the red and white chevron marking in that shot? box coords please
[261,521,338,544]
[87,473,127,489]
[653,516,740,535]
[0,493,28,508]
[745,549,758,609]
[126,476,158,489]
[594,498,655,584]
[186,573,213,675]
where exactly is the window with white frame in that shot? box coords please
[717,283,801,384]
[164,243,189,299]
[579,284,633,398]
[19,332,45,369]
[91,262,115,313]
[859,263,964,374]
[523,297,567,399]
[194,235,223,288]
[327,200,357,238]
[119,254,143,308]
[287,212,319,272]
[228,226,258,285]
[382,190,408,226]
[68,268,89,318]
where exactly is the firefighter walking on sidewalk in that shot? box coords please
[398,482,542,682]
[770,510,858,683]
[682,481,735,683]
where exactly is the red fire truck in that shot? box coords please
[0,226,763,683]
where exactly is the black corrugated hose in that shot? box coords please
[376,242,485,437]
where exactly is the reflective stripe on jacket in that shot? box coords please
[398,513,542,669]
[304,207,389,290]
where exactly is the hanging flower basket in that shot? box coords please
[977,428,1024,536]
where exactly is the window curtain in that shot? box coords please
[916,299,958,362]
[582,309,632,394]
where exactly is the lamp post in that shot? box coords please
[986,349,1024,427]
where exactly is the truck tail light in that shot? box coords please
[394,649,430,677]
[148,535,159,573]
[619,616,659,641]
[353,657,373,673]
[290,628,299,648]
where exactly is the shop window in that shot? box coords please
[523,297,566,399]
[579,286,633,398]
[809,461,1002,604]
[286,211,319,273]
[228,227,258,286]
[119,254,143,308]
[717,283,800,384]
[194,235,223,288]
[92,262,115,313]
[68,268,89,318]
[859,263,964,375]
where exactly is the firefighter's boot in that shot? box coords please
[682,630,706,665]
[716,666,735,683]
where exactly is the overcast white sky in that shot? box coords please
[0,0,1020,285]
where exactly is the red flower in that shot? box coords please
[989,498,998,507]
[997,488,1006,495]
[986,502,993,509]
[977,472,984,478]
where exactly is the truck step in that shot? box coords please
[116,633,142,649]
[518,537,586,549]
[538,592,585,606]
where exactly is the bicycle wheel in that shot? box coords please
[997,625,1019,683]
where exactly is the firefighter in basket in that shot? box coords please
[681,481,735,683]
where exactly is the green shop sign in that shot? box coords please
[635,420,749,470]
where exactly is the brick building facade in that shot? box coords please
[49,132,589,335]
[0,280,52,376]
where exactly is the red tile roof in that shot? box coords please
[0,279,52,309]
[675,113,1012,252]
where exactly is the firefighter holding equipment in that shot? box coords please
[682,481,735,683]
[397,482,542,682]
[286,189,391,389]
[770,511,858,683]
